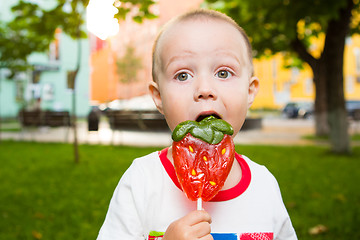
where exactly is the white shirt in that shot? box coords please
[97,148,297,240]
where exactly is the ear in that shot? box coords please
[247,76,259,108]
[149,81,164,114]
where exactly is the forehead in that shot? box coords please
[156,18,250,68]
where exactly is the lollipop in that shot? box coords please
[172,116,235,209]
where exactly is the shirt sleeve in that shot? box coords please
[96,160,146,240]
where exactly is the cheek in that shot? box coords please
[224,88,249,133]
[161,92,189,130]
[223,84,248,109]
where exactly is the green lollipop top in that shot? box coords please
[172,116,234,145]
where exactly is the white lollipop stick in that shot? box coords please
[197,198,202,210]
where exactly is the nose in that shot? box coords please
[193,77,217,101]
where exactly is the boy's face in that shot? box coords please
[150,18,259,135]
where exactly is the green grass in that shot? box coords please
[236,145,360,239]
[303,133,360,142]
[0,128,21,132]
[0,141,160,240]
[0,122,21,132]
[0,141,359,240]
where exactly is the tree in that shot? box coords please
[0,1,61,142]
[116,45,143,98]
[205,0,359,153]
[1,0,157,160]
[0,2,55,74]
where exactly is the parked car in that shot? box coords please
[282,102,314,119]
[346,100,360,120]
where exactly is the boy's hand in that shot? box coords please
[163,210,213,240]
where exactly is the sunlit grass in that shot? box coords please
[303,133,360,141]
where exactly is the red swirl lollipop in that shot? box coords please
[172,116,235,207]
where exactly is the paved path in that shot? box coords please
[2,117,359,147]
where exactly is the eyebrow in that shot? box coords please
[162,48,248,73]
[164,50,195,70]
[214,50,244,66]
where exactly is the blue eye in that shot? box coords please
[216,70,232,79]
[176,72,192,81]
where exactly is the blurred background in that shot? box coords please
[0,1,360,239]
[1,0,359,114]
[0,0,359,152]
[0,0,359,148]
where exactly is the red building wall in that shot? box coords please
[90,0,203,103]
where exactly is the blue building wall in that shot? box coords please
[0,75,19,118]
[0,0,90,118]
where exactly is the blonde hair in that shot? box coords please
[151,9,254,82]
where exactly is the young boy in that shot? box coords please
[97,9,297,240]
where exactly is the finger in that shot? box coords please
[196,210,212,224]
[199,233,214,240]
[182,210,212,226]
[191,221,211,238]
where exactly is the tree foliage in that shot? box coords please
[0,0,157,160]
[205,0,359,59]
[205,0,359,153]
[114,0,157,23]
[0,0,157,77]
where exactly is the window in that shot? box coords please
[346,76,355,94]
[305,78,313,95]
[272,59,277,79]
[355,48,360,83]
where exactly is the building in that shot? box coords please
[251,35,360,109]
[89,0,360,110]
[0,0,90,118]
[3,0,357,119]
[89,0,204,106]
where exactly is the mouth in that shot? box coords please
[196,112,222,122]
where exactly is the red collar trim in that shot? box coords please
[159,148,251,202]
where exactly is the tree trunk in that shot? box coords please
[313,60,329,136]
[0,72,2,142]
[322,0,353,154]
[0,103,2,143]
[291,38,329,136]
[72,69,79,164]
[0,112,2,143]
[72,10,82,164]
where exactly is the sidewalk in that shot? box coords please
[235,118,315,145]
[1,117,327,146]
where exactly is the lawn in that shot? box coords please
[0,141,359,240]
